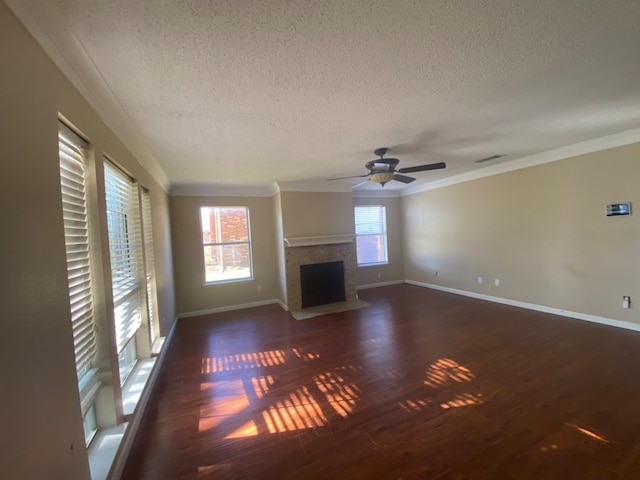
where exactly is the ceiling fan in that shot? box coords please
[329,148,446,186]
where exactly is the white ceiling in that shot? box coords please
[9,0,640,194]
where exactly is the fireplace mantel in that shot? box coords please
[283,234,355,248]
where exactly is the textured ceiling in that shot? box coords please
[9,0,640,192]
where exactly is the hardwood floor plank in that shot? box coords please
[121,285,640,479]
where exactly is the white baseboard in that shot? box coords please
[357,280,404,290]
[405,279,640,333]
[107,319,177,479]
[178,298,285,319]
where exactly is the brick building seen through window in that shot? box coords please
[200,207,252,283]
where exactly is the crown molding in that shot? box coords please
[402,128,640,197]
[170,182,278,197]
[276,180,353,193]
[352,189,401,198]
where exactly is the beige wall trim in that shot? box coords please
[170,183,279,197]
[356,280,404,290]
[107,318,178,479]
[178,299,285,319]
[405,280,640,334]
[402,128,640,197]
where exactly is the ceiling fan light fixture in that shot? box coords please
[370,172,395,185]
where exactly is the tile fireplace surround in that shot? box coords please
[284,235,357,312]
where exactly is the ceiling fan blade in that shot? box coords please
[397,162,446,174]
[393,174,416,184]
[327,173,370,181]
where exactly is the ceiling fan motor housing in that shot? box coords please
[327,147,445,184]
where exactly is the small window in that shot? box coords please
[200,207,253,283]
[354,206,388,266]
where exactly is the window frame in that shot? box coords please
[140,188,159,347]
[199,206,254,285]
[354,205,389,267]
[58,120,101,447]
[104,160,144,385]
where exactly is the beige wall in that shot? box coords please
[353,196,405,286]
[0,3,175,479]
[280,191,355,238]
[273,193,288,305]
[170,195,280,314]
[402,143,640,323]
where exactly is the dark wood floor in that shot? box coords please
[122,284,640,479]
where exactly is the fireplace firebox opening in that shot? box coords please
[300,261,346,308]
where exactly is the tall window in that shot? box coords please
[200,207,252,283]
[354,205,388,266]
[58,122,98,445]
[104,162,143,384]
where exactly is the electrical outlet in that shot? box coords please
[377,273,382,278]
[623,295,630,309]
[257,284,262,292]
[434,270,438,277]
[494,278,500,286]
[477,276,483,284]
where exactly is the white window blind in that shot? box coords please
[58,123,96,382]
[141,189,157,345]
[104,162,142,355]
[354,206,388,266]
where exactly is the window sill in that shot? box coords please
[88,349,160,480]
[203,277,254,287]
[89,423,128,480]
[122,358,156,417]
[357,262,389,268]
[151,337,165,356]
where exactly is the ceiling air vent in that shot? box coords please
[475,154,504,164]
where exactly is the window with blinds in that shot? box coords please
[104,162,142,383]
[58,123,97,383]
[141,189,158,346]
[354,205,388,266]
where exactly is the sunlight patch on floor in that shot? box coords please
[424,358,475,388]
[398,398,431,412]
[199,380,249,432]
[440,392,483,409]
[262,387,327,433]
[565,422,611,444]
[315,371,360,418]
[252,375,276,398]
[225,420,259,439]
[292,347,320,361]
[201,350,286,373]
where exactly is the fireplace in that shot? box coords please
[283,235,357,311]
[300,261,346,308]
